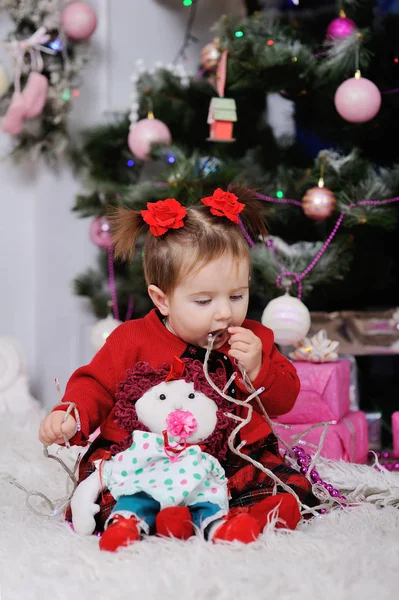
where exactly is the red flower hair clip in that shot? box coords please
[141,198,187,236]
[200,188,245,224]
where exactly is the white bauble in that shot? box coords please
[90,315,122,352]
[0,64,10,98]
[261,293,311,346]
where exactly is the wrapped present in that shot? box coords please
[392,411,399,457]
[366,411,382,451]
[275,359,351,425]
[274,410,369,463]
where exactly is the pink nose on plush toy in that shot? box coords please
[166,410,198,439]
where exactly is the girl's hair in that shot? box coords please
[109,183,268,294]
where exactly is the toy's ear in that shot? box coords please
[148,285,169,316]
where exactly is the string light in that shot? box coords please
[182,0,193,5]
[276,190,284,198]
[127,159,135,167]
[235,30,244,38]
[61,90,71,101]
[267,39,275,46]
[48,38,63,51]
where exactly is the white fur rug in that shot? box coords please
[2,408,399,600]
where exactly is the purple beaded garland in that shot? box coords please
[292,445,346,501]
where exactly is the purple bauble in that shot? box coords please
[89,216,112,249]
[334,76,381,123]
[326,16,357,39]
[128,118,172,161]
[62,2,97,41]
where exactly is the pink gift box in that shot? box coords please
[276,359,351,425]
[392,412,399,457]
[274,410,369,463]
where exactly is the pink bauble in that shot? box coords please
[334,77,381,123]
[128,118,172,161]
[326,16,357,39]
[61,2,97,40]
[302,186,336,220]
[89,216,112,248]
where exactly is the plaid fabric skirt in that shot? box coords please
[65,432,319,533]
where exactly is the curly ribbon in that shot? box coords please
[216,49,228,98]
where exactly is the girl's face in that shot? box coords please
[161,253,250,349]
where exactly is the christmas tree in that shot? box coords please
[71,0,399,328]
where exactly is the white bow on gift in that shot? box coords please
[289,329,340,363]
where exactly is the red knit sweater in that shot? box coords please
[53,309,299,447]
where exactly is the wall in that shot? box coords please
[0,0,244,408]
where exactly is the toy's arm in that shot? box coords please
[71,470,104,535]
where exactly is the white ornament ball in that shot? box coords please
[0,64,10,98]
[90,315,121,352]
[261,293,311,346]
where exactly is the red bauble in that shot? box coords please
[302,186,336,220]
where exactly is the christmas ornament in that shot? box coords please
[61,2,98,40]
[90,315,122,352]
[334,72,381,123]
[128,117,172,161]
[207,51,237,142]
[0,64,10,98]
[196,156,221,176]
[326,12,357,39]
[289,329,340,363]
[89,216,112,248]
[302,184,336,220]
[200,39,221,72]
[261,293,311,346]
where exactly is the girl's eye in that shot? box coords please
[159,394,166,400]
[188,393,195,399]
[195,299,211,306]
[230,295,243,301]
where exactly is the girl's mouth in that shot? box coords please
[208,329,226,339]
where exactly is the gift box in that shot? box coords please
[366,412,382,451]
[275,359,351,425]
[392,411,399,457]
[274,410,369,463]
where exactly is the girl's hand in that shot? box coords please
[227,326,262,382]
[39,411,77,445]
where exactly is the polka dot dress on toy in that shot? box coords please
[96,431,228,513]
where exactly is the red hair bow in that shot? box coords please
[200,188,245,224]
[141,198,187,236]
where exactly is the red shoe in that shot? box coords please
[156,506,194,540]
[212,513,260,544]
[99,514,141,552]
[249,494,301,531]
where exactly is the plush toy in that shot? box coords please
[70,357,252,551]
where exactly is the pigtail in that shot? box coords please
[107,206,145,262]
[228,183,269,242]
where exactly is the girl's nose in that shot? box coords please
[215,302,232,322]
